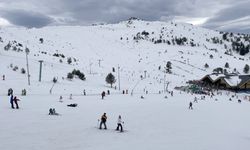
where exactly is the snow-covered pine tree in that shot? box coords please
[106,73,116,88]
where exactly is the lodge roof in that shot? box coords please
[201,74,250,88]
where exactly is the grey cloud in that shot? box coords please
[1,9,54,28]
[202,1,250,33]
[0,0,249,33]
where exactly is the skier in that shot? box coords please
[69,94,72,100]
[107,90,110,95]
[49,108,54,115]
[189,102,193,110]
[13,96,20,109]
[194,97,198,103]
[23,89,27,96]
[99,113,107,129]
[22,89,27,96]
[10,94,14,109]
[2,74,5,80]
[101,91,105,99]
[59,95,63,102]
[83,89,86,96]
[116,115,124,132]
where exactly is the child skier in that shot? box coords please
[116,115,124,132]
[99,113,107,129]
[13,96,19,109]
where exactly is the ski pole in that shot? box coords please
[97,119,100,128]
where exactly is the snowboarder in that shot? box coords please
[99,113,107,129]
[189,102,193,110]
[13,96,20,109]
[101,91,105,99]
[116,115,124,132]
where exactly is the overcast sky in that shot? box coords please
[0,0,249,33]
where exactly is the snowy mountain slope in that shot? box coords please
[0,19,250,150]
[0,19,249,95]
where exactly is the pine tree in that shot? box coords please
[244,64,249,74]
[67,57,72,64]
[106,73,116,88]
[67,72,74,79]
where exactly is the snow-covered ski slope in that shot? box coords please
[0,19,250,150]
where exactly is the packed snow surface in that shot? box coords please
[1,92,250,150]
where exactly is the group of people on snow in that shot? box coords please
[99,113,124,132]
[10,94,20,109]
[49,108,59,115]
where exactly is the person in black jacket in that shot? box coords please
[189,102,193,110]
[99,113,107,129]
[101,91,105,99]
[10,95,14,109]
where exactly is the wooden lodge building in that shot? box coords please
[200,74,250,90]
